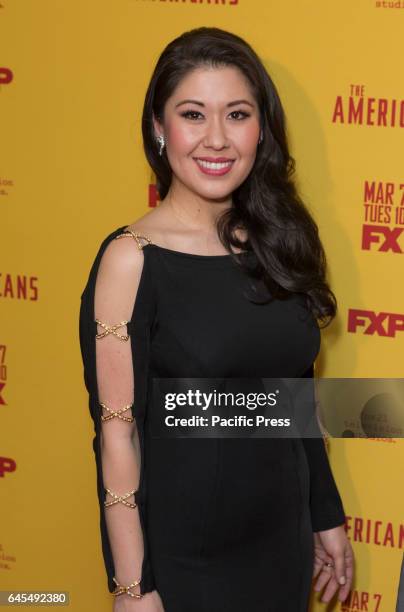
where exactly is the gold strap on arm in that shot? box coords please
[104,487,137,509]
[95,319,130,341]
[115,229,153,250]
[112,576,143,599]
[99,402,134,422]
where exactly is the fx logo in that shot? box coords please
[0,381,5,405]
[0,67,13,85]
[148,183,160,208]
[362,225,403,253]
[0,457,16,478]
[348,309,404,337]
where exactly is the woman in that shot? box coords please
[79,26,354,612]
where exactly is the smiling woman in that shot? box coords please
[150,64,262,209]
[79,26,354,612]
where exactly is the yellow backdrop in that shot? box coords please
[1,1,403,610]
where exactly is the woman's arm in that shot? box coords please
[300,364,346,533]
[93,236,148,596]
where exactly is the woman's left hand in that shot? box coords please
[312,524,354,604]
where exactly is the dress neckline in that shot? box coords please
[118,225,250,260]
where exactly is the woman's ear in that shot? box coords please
[152,113,164,139]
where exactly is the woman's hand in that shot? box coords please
[312,524,354,604]
[113,589,165,612]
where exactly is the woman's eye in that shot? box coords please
[181,110,203,120]
[180,110,250,121]
[229,110,250,120]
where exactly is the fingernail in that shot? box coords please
[339,576,346,585]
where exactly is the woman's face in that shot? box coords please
[153,66,261,202]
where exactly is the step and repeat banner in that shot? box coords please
[1,1,403,610]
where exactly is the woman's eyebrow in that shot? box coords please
[175,99,255,108]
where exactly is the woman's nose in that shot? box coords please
[203,120,228,149]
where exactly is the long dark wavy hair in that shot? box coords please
[141,27,336,328]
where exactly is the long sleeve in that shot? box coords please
[78,227,156,596]
[300,363,346,532]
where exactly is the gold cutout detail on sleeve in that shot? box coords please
[99,402,134,422]
[115,229,153,250]
[95,319,130,341]
[112,576,143,599]
[104,487,137,509]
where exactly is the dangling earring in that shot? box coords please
[156,134,165,156]
[258,130,263,145]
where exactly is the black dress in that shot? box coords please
[79,225,346,612]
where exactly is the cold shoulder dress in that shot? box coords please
[78,224,346,612]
